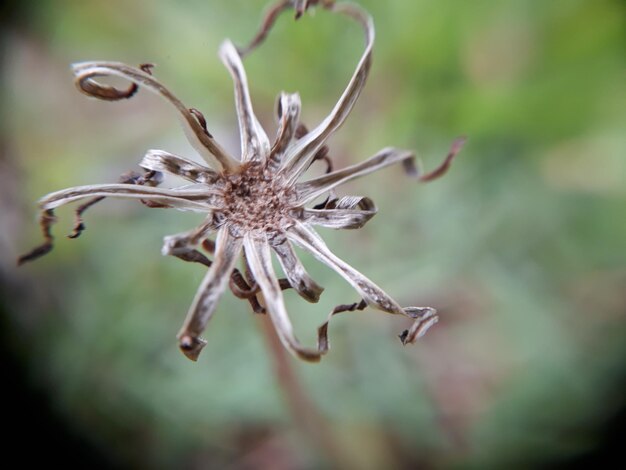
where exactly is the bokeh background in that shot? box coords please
[1,0,625,468]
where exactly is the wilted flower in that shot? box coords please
[19,0,463,362]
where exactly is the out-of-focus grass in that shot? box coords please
[1,0,625,468]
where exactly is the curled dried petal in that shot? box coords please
[72,61,237,171]
[77,77,138,100]
[296,196,377,229]
[399,307,439,344]
[317,299,366,353]
[296,147,414,204]
[296,138,465,204]
[316,302,438,354]
[288,223,440,345]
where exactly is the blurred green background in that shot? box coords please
[1,0,625,468]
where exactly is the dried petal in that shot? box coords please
[72,61,237,171]
[177,228,243,361]
[296,147,414,204]
[280,3,374,183]
[219,40,271,162]
[161,218,217,257]
[270,236,323,302]
[269,92,301,168]
[244,234,322,362]
[140,149,220,185]
[296,196,377,229]
[287,221,404,314]
[399,307,439,344]
[39,183,220,212]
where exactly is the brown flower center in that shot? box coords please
[219,162,295,236]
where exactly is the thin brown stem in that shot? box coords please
[257,310,353,468]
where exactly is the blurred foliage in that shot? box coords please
[1,0,625,468]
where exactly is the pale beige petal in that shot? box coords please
[244,233,322,362]
[279,3,374,183]
[39,183,220,212]
[140,149,220,185]
[177,228,243,361]
[269,92,301,169]
[219,40,271,162]
[295,147,414,205]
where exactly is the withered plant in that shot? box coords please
[19,0,464,363]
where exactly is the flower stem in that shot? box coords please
[257,313,352,468]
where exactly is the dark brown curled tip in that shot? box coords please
[229,269,260,299]
[402,156,419,177]
[294,122,308,140]
[77,75,139,101]
[238,0,335,57]
[139,63,155,75]
[68,196,105,239]
[238,0,290,57]
[295,0,334,19]
[17,242,54,266]
[316,299,366,353]
[202,239,216,254]
[66,168,165,239]
[418,136,467,182]
[398,329,410,344]
[17,209,57,265]
[172,249,213,268]
[178,334,207,362]
[140,200,171,208]
[249,297,266,314]
[294,0,307,19]
[312,196,331,210]
[278,278,292,291]
[189,108,213,137]
[398,307,438,345]
[310,146,332,174]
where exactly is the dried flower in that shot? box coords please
[19,1,464,362]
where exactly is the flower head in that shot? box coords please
[19,1,464,362]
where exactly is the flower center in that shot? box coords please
[219,162,294,236]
